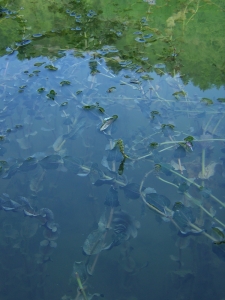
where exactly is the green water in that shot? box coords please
[0,1,225,300]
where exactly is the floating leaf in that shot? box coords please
[83,104,96,110]
[150,111,160,119]
[184,135,194,142]
[60,102,68,107]
[15,124,23,129]
[217,98,225,103]
[107,87,116,93]
[34,62,45,67]
[60,80,71,86]
[161,124,175,130]
[118,157,126,175]
[161,124,175,137]
[97,106,105,113]
[96,102,105,113]
[45,65,58,71]
[37,87,45,93]
[172,90,186,99]
[100,115,118,131]
[141,74,153,80]
[115,139,129,159]
[47,89,57,100]
[130,79,141,84]
[150,142,159,149]
[201,97,213,105]
[154,163,162,172]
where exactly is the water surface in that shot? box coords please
[0,1,225,300]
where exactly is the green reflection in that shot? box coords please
[0,0,225,88]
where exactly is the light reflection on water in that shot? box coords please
[1,0,225,293]
[0,50,224,300]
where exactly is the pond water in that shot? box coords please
[0,1,225,300]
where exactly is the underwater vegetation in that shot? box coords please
[0,0,225,300]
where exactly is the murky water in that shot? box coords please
[0,1,225,300]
